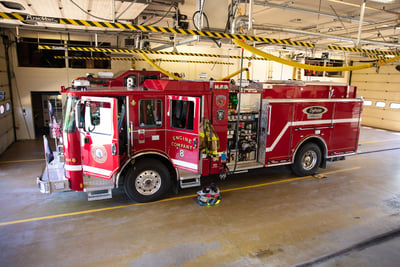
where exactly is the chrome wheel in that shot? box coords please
[302,151,318,171]
[291,143,322,176]
[135,170,161,195]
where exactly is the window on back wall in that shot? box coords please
[68,41,111,69]
[304,58,344,78]
[17,38,65,68]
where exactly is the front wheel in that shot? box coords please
[291,143,322,176]
[124,159,171,202]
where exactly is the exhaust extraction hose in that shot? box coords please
[232,39,400,72]
[140,53,182,80]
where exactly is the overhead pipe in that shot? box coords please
[356,0,366,48]
[248,0,253,32]
[153,36,199,51]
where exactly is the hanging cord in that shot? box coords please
[192,0,221,48]
[141,5,175,26]
[115,1,136,20]
[70,0,113,21]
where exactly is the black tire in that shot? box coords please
[124,159,171,202]
[291,143,322,176]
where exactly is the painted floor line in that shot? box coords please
[0,158,44,164]
[0,166,361,227]
[359,138,400,145]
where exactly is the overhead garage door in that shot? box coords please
[0,36,15,154]
[351,62,400,132]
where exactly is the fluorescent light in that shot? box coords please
[369,0,396,3]
[328,0,388,12]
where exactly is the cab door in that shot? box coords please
[79,96,119,179]
[166,95,200,173]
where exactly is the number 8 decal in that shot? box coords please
[126,77,134,88]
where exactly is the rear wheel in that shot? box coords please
[124,159,171,202]
[291,143,321,176]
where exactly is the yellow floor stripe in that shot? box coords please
[221,166,361,193]
[0,159,44,164]
[0,166,360,227]
[359,138,400,145]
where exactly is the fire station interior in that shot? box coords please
[1,0,400,266]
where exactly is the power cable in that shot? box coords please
[115,1,136,20]
[140,5,174,26]
[192,0,221,48]
[70,0,113,22]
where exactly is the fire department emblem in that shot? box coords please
[216,95,226,107]
[91,146,107,163]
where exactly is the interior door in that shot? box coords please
[79,96,119,179]
[166,95,200,173]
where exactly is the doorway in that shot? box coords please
[31,92,62,138]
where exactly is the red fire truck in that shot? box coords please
[37,79,362,202]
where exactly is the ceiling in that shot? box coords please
[1,0,400,52]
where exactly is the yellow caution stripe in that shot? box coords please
[1,12,397,56]
[0,12,313,47]
[53,56,234,65]
[41,45,266,61]
[329,45,400,56]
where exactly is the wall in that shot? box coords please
[351,61,400,131]
[0,35,15,154]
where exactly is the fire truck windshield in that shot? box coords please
[63,96,78,133]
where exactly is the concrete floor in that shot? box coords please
[1,126,400,267]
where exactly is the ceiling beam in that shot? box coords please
[253,24,400,48]
[253,0,375,24]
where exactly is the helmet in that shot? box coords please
[196,183,221,206]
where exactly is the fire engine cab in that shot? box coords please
[71,69,168,90]
[37,79,362,202]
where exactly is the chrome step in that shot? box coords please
[179,169,201,189]
[86,187,113,201]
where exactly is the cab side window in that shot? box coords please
[139,99,162,128]
[124,75,137,88]
[171,99,194,130]
[85,101,112,135]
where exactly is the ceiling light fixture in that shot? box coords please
[328,0,399,12]
[0,1,25,10]
[369,0,396,3]
[328,0,377,10]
